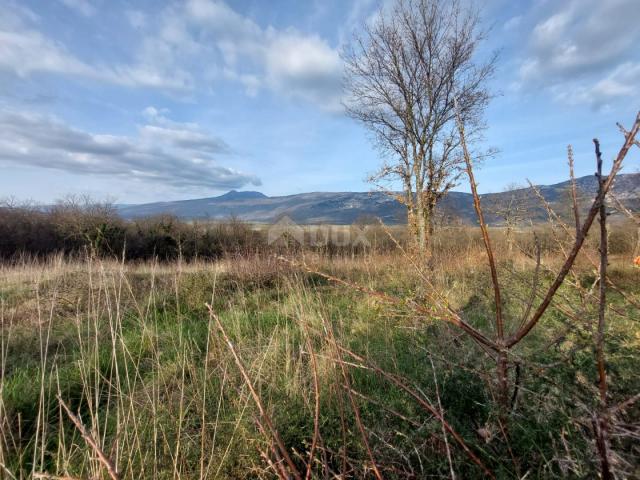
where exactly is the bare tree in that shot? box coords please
[489,182,530,253]
[343,0,496,251]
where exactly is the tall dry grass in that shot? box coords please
[0,222,638,478]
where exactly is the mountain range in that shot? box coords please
[117,173,640,225]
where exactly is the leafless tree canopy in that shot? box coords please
[343,0,496,250]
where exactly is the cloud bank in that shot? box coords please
[517,0,640,108]
[0,0,344,109]
[0,109,261,190]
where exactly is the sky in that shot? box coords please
[0,0,639,204]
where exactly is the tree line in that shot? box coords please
[0,197,262,261]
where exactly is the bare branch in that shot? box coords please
[507,111,640,348]
[278,255,499,350]
[337,345,495,479]
[302,326,322,480]
[322,316,384,480]
[454,99,503,339]
[57,396,120,480]
[594,138,612,480]
[617,122,640,149]
[206,304,303,480]
[455,99,508,406]
[567,145,581,236]
[343,0,495,248]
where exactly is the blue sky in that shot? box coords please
[0,0,638,204]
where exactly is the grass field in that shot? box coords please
[1,228,639,479]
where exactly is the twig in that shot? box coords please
[610,192,639,225]
[455,98,508,408]
[527,181,572,261]
[322,315,384,480]
[206,304,303,480]
[508,111,640,347]
[617,122,640,149]
[429,356,456,480]
[593,138,612,480]
[278,256,499,350]
[337,345,494,478]
[518,235,541,329]
[302,327,322,480]
[609,392,640,415]
[343,385,424,428]
[57,396,120,480]
[0,462,17,480]
[256,420,291,480]
[567,145,581,237]
[610,192,640,258]
[32,475,81,480]
[455,101,504,341]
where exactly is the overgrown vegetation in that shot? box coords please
[3,110,639,480]
[0,197,264,261]
[0,218,638,479]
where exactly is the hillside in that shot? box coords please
[117,173,640,224]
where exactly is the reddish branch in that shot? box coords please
[507,112,640,347]
[455,104,504,341]
[278,256,499,350]
[322,316,384,480]
[303,330,322,480]
[455,100,508,406]
[279,111,640,477]
[594,139,612,480]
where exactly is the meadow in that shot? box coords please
[2,0,638,477]
[1,222,638,479]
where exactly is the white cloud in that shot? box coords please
[337,0,376,43]
[263,30,343,110]
[142,106,170,123]
[181,0,343,109]
[518,0,640,107]
[0,0,344,109]
[0,26,94,78]
[0,109,260,190]
[223,69,261,96]
[503,15,522,31]
[59,0,96,17]
[0,6,192,90]
[125,9,146,29]
[108,64,193,90]
[552,62,640,109]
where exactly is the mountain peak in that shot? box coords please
[216,190,268,201]
[117,173,639,224]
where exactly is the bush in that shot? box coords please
[0,199,266,261]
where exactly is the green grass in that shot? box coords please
[1,254,639,478]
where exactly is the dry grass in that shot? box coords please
[0,224,639,479]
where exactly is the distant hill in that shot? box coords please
[216,190,268,201]
[117,173,640,225]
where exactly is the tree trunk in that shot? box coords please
[426,200,436,237]
[407,206,418,244]
[418,199,437,255]
[415,196,428,253]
